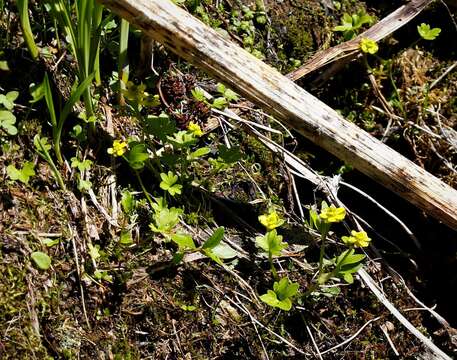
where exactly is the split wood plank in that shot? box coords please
[287,0,433,81]
[98,0,457,231]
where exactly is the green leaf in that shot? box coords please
[187,147,211,161]
[0,61,9,71]
[212,97,228,109]
[7,161,35,184]
[121,190,136,214]
[145,112,176,142]
[70,157,93,172]
[202,227,225,250]
[343,273,354,284]
[0,110,17,135]
[0,91,18,110]
[171,233,196,250]
[59,72,95,126]
[160,171,182,196]
[29,81,45,103]
[126,142,149,170]
[0,110,15,122]
[31,251,51,270]
[273,277,299,301]
[6,91,19,103]
[150,207,182,235]
[191,88,206,102]
[203,249,224,265]
[42,73,57,127]
[211,243,237,259]
[223,88,239,102]
[42,238,60,247]
[260,290,292,311]
[181,304,197,311]
[336,249,365,267]
[77,179,92,192]
[255,229,287,256]
[33,135,52,154]
[167,130,197,148]
[218,145,241,163]
[119,230,133,245]
[88,243,101,261]
[417,23,441,40]
[216,83,226,94]
[172,252,185,265]
[260,290,279,307]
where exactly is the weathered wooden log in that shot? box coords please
[98,0,457,231]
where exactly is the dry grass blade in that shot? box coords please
[358,269,452,359]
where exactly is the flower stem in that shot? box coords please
[135,170,154,207]
[269,252,279,281]
[317,227,328,273]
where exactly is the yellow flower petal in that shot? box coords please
[342,230,371,248]
[319,205,346,223]
[258,210,285,231]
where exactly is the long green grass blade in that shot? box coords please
[59,72,95,125]
[16,0,39,59]
[42,73,57,128]
[53,72,95,163]
[118,18,130,84]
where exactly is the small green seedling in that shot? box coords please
[88,243,101,261]
[260,277,299,311]
[0,91,19,110]
[171,227,236,266]
[160,171,183,196]
[150,206,183,236]
[70,157,93,172]
[216,83,239,102]
[120,190,136,214]
[6,161,35,184]
[0,91,19,136]
[255,229,287,256]
[333,10,373,40]
[417,23,441,41]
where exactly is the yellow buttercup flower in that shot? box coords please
[259,210,285,231]
[319,205,346,223]
[188,121,204,137]
[342,230,371,248]
[360,38,378,54]
[107,140,128,157]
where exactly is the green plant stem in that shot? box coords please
[317,227,329,274]
[35,138,66,191]
[135,170,154,207]
[304,245,355,298]
[388,61,407,120]
[269,252,279,281]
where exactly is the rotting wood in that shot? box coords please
[287,0,433,81]
[97,0,457,231]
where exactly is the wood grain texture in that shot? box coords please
[98,0,457,230]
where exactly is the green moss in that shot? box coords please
[0,259,48,358]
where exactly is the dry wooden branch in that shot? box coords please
[98,0,457,231]
[287,0,433,81]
